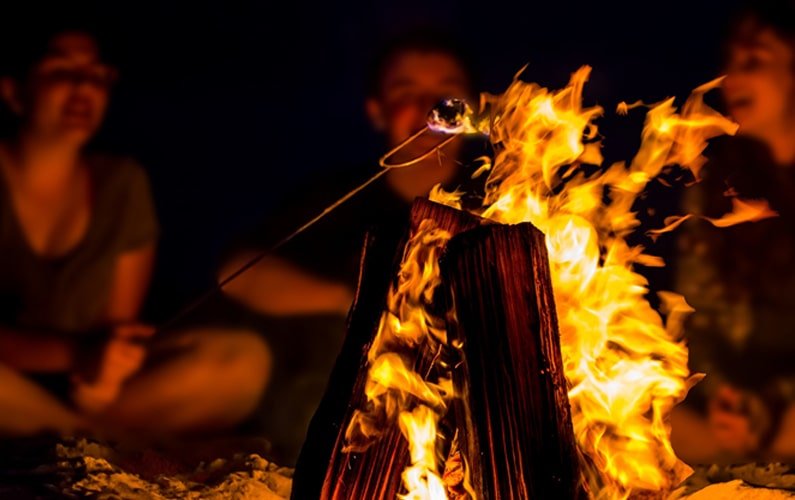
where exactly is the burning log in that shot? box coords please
[292,199,480,499]
[292,198,581,499]
[440,221,583,499]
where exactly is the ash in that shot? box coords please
[56,439,292,499]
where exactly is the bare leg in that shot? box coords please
[104,328,271,434]
[0,363,83,435]
[670,404,722,465]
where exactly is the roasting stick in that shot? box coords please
[155,127,458,334]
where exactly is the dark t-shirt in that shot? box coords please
[676,137,795,397]
[228,156,486,463]
[239,168,412,290]
[223,167,411,464]
[0,154,159,336]
[237,133,492,289]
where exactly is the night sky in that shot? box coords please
[4,0,744,320]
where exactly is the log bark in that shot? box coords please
[291,199,480,499]
[292,199,582,499]
[440,222,583,499]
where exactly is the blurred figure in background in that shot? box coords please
[671,1,795,464]
[0,24,269,438]
[219,30,479,463]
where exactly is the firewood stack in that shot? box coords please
[292,198,583,499]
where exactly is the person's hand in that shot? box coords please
[707,384,766,458]
[71,324,155,414]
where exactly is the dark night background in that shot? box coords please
[3,0,744,321]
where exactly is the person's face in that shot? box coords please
[9,32,115,146]
[723,28,795,139]
[367,50,470,154]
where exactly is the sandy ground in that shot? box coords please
[5,436,795,499]
[671,463,795,499]
[56,439,292,499]
[0,436,292,499]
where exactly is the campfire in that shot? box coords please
[292,67,773,499]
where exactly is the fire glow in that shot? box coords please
[346,66,775,499]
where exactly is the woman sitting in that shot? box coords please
[0,24,271,437]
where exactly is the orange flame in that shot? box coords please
[349,64,753,499]
[345,220,453,497]
[431,67,740,498]
[648,198,778,240]
[398,405,449,500]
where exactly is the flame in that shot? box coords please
[348,64,753,499]
[648,197,778,240]
[704,197,778,227]
[345,220,454,497]
[398,406,449,500]
[430,67,739,498]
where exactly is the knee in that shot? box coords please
[225,331,272,396]
[191,329,273,402]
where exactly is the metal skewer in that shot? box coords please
[157,123,464,334]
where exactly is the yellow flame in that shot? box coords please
[350,64,751,499]
[648,197,778,240]
[398,406,449,500]
[704,197,778,227]
[345,220,453,497]
[431,67,739,498]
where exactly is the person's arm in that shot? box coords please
[0,327,76,372]
[69,161,158,411]
[219,252,354,317]
[71,244,156,413]
[0,240,154,375]
[0,238,154,373]
[104,243,156,323]
[100,159,158,325]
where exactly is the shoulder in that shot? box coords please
[302,165,380,199]
[85,153,159,249]
[84,153,157,221]
[86,153,149,182]
[276,165,384,217]
[85,153,154,199]
[245,165,389,247]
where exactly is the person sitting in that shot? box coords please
[0,23,271,438]
[671,1,795,464]
[219,30,479,463]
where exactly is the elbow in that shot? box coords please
[218,252,279,299]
